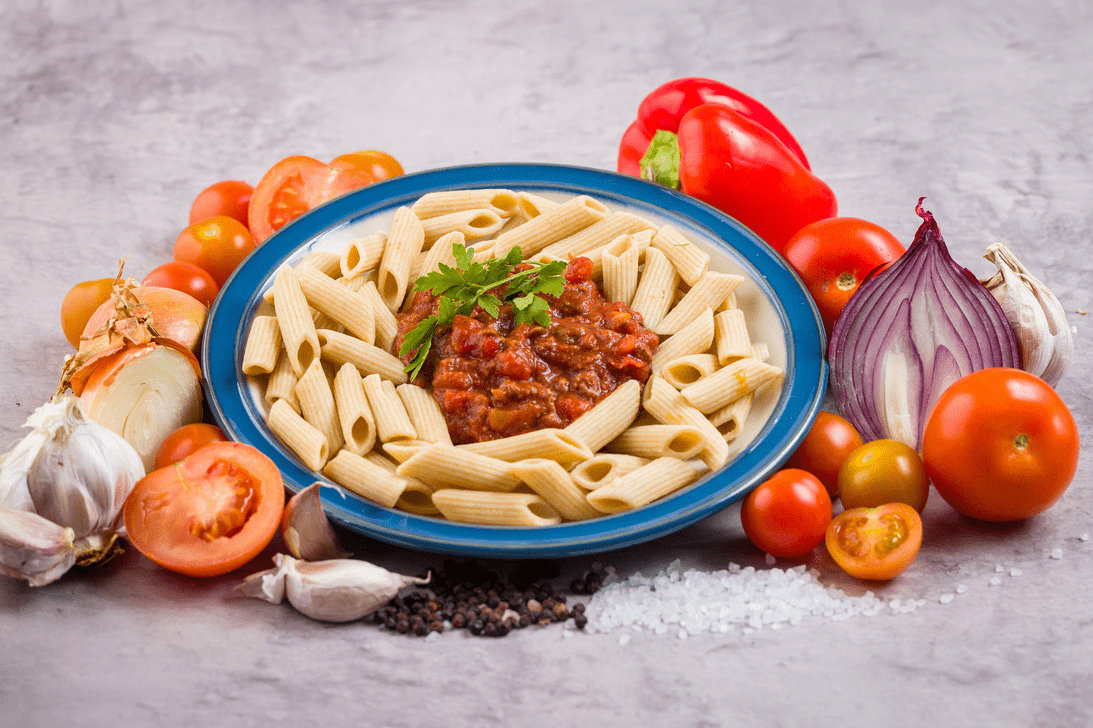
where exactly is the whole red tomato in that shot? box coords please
[143,261,220,307]
[921,368,1080,521]
[174,215,257,288]
[782,217,904,337]
[783,411,864,497]
[189,180,253,227]
[740,469,832,558]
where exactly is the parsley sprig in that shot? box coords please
[398,243,567,381]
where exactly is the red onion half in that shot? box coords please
[829,200,1018,448]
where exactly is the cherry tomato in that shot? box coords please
[188,179,253,227]
[837,439,928,513]
[248,152,403,243]
[740,469,832,558]
[174,215,257,288]
[782,217,904,337]
[783,411,863,497]
[60,277,113,348]
[153,423,228,470]
[826,503,922,581]
[143,261,220,307]
[124,441,285,577]
[921,367,1080,522]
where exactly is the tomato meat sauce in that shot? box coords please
[395,257,659,444]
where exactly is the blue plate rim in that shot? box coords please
[202,162,828,558]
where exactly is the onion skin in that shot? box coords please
[829,200,1019,448]
[81,286,206,353]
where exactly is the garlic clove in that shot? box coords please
[0,507,77,587]
[233,564,289,605]
[281,483,350,562]
[281,555,428,623]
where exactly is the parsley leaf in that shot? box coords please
[398,244,567,381]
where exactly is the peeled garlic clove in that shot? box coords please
[0,507,77,587]
[281,483,350,562]
[981,242,1073,386]
[278,554,428,623]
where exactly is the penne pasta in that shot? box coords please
[332,362,376,455]
[642,375,730,469]
[509,459,601,521]
[357,279,399,351]
[265,352,300,413]
[377,207,426,312]
[381,439,434,464]
[659,353,721,390]
[414,231,463,281]
[241,315,282,376]
[267,398,328,471]
[517,191,560,218]
[297,263,376,344]
[600,233,642,305]
[563,379,642,453]
[650,225,709,286]
[656,271,745,335]
[272,265,321,377]
[397,444,521,492]
[458,428,591,466]
[586,457,704,514]
[569,453,650,491]
[294,358,344,454]
[431,489,561,526]
[396,383,452,446]
[709,392,753,442]
[714,308,753,365]
[297,249,342,278]
[538,210,655,262]
[680,357,784,414]
[317,328,408,383]
[650,307,715,373]
[491,195,608,258]
[605,424,706,460]
[420,208,506,246]
[393,477,441,516]
[340,232,387,280]
[362,373,416,442]
[629,247,680,332]
[322,449,408,509]
[411,188,520,220]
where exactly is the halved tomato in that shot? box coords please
[825,503,922,581]
[248,151,403,243]
[124,441,285,577]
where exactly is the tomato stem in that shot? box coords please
[1014,433,1029,450]
[836,272,857,291]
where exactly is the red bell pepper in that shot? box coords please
[618,78,837,255]
[617,77,811,177]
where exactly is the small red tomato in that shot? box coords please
[143,261,220,307]
[174,215,257,288]
[60,277,114,348]
[740,469,832,558]
[783,411,864,497]
[154,422,228,470]
[189,180,253,227]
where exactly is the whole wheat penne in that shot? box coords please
[317,328,408,383]
[458,428,592,466]
[381,439,434,464]
[410,189,520,220]
[242,315,282,376]
[569,453,650,491]
[415,231,463,281]
[272,265,321,377]
[492,195,608,258]
[340,232,387,280]
[517,191,560,218]
[364,450,399,472]
[650,225,709,286]
[630,247,680,332]
[538,210,655,261]
[656,271,745,335]
[297,264,375,344]
[332,362,376,455]
[659,353,721,390]
[586,457,702,514]
[294,358,344,454]
[714,308,753,365]
[563,379,642,453]
[601,233,641,305]
[397,444,521,492]
[362,373,416,442]
[394,477,441,516]
[650,307,715,373]
[267,398,328,471]
[297,249,342,278]
[357,279,399,351]
[396,383,452,446]
[322,449,408,508]
[605,424,706,460]
[431,489,561,526]
[582,228,654,281]
[680,357,784,414]
[377,207,426,312]
[265,352,300,412]
[642,375,730,469]
[421,208,505,246]
[709,392,753,442]
[509,459,601,521]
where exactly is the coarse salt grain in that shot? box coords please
[584,559,910,636]
[1050,548,1064,560]
[939,593,955,604]
[956,584,968,594]
[1080,534,1090,542]
[988,576,1003,586]
[1009,568,1023,577]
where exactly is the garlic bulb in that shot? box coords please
[235,554,429,623]
[0,393,145,586]
[981,242,1073,386]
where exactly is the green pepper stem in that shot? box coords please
[639,130,682,190]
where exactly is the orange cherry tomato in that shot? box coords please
[174,215,257,288]
[60,277,114,347]
[826,503,922,581]
[124,441,285,578]
[921,367,1080,521]
[248,151,403,243]
[188,179,253,227]
[783,411,864,497]
[143,261,220,307]
[740,469,832,558]
[837,439,928,513]
[153,423,228,470]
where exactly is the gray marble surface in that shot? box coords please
[1,1,1091,726]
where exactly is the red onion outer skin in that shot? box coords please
[828,201,1019,448]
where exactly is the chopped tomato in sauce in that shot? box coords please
[394,257,659,443]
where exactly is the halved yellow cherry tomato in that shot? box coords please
[825,503,922,581]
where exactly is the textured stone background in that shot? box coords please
[1,2,1090,727]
